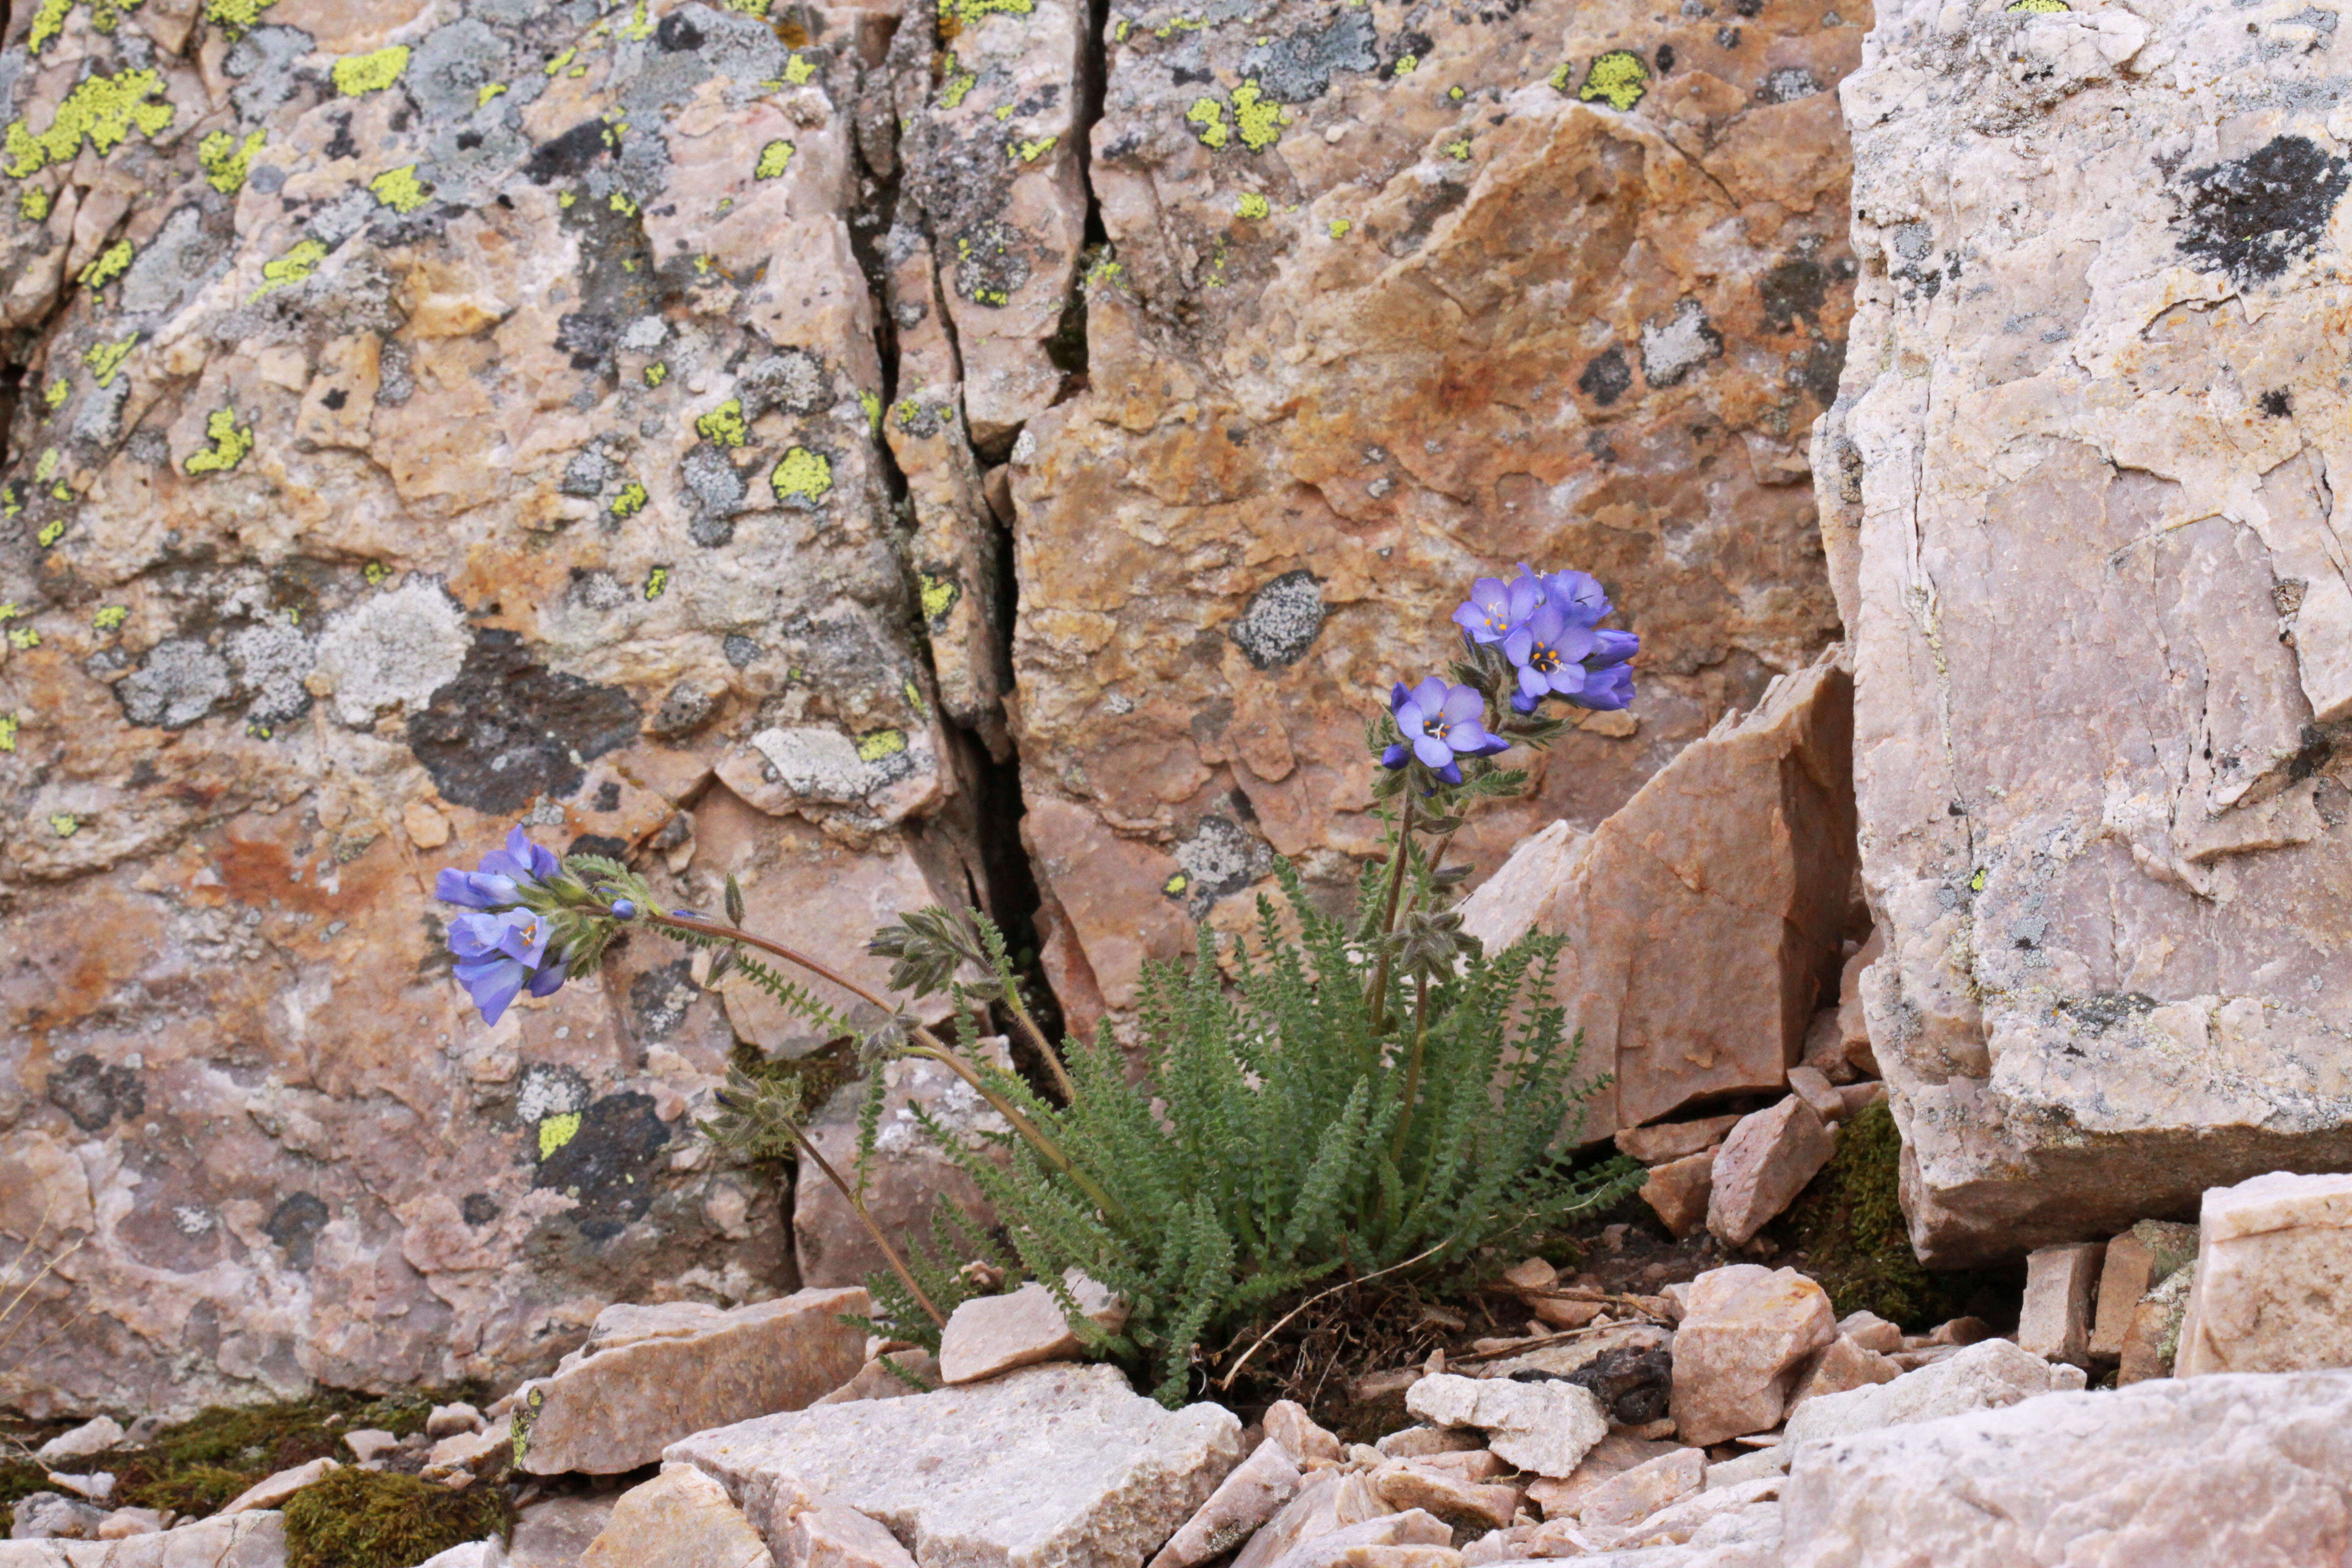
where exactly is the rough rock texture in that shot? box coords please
[936,1269,1127,1384]
[2089,1219,2196,1366]
[1455,653,1859,1137]
[1406,1372,1609,1479]
[1010,0,1866,1038]
[1778,1371,2352,1568]
[2180,1171,2352,1377]
[2016,1242,2101,1370]
[1229,1472,1393,1568]
[1669,1266,1836,1447]
[1826,0,2352,1263]
[1706,1097,1834,1246]
[0,0,992,1418]
[1577,1448,1705,1530]
[1150,1440,1303,1568]
[0,1512,286,1566]
[1642,1150,1715,1241]
[514,1286,868,1475]
[581,1466,775,1568]
[1783,1337,2086,1448]
[666,1362,1243,1568]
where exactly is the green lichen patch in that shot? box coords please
[284,1467,512,1568]
[250,238,328,300]
[938,0,1033,40]
[754,139,795,178]
[48,812,79,836]
[477,82,509,108]
[78,239,134,292]
[610,481,649,518]
[1570,50,1649,111]
[43,377,70,410]
[29,0,145,53]
[1442,137,1470,161]
[856,727,907,762]
[770,446,832,503]
[696,398,749,447]
[1235,191,1270,219]
[1007,134,1058,162]
[83,334,138,387]
[859,389,882,433]
[332,46,410,98]
[643,565,669,599]
[199,129,266,193]
[0,714,17,753]
[919,571,960,624]
[3,69,177,180]
[1392,53,1418,75]
[202,0,276,39]
[939,66,979,109]
[19,187,52,222]
[369,164,432,213]
[93,605,128,630]
[1185,97,1228,149]
[783,52,817,84]
[643,361,669,387]
[184,407,255,475]
[2005,0,2070,10]
[1230,81,1289,150]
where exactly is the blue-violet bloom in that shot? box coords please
[435,825,561,911]
[1381,677,1509,784]
[1504,600,1601,702]
[447,907,569,1024]
[1449,572,1547,645]
[1579,659,1636,711]
[1539,567,1612,628]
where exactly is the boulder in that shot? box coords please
[2180,1172,2352,1377]
[1641,1153,1715,1241]
[1150,1440,1303,1568]
[2089,1221,2197,1365]
[1706,1098,1835,1246]
[1668,1266,1837,1446]
[514,1288,869,1475]
[667,1363,1242,1568]
[1784,1338,2086,1448]
[580,1468,773,1568]
[1828,0,2352,1265]
[1405,1374,1610,1479]
[1779,1372,2352,1567]
[0,1511,287,1565]
[937,1270,1128,1385]
[1371,1427,1480,1463]
[2016,1243,2103,1370]
[1587,1474,1782,1552]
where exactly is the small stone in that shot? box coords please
[816,1348,942,1405]
[1640,1150,1714,1240]
[1523,1432,1681,1519]
[786,1501,916,1568]
[1591,1474,1781,1551]
[403,799,451,849]
[1262,1510,1455,1568]
[1501,1257,1558,1291]
[1704,1446,1790,1490]
[1264,1400,1347,1465]
[42,1472,113,1503]
[1575,1446,1704,1529]
[581,1465,775,1568]
[223,1456,342,1514]
[1784,1065,1845,1124]
[2180,1171,2352,1377]
[1928,1316,1992,1346]
[2119,1271,2193,1385]
[1527,1296,1602,1331]
[1228,1471,1393,1568]
[1785,1335,1900,1413]
[1668,1265,1836,1446]
[937,1269,1127,1384]
[417,1542,508,1568]
[1835,1081,1885,1120]
[428,1402,486,1439]
[423,1426,509,1481]
[345,1428,402,1465]
[1369,1460,1520,1531]
[96,1506,170,1539]
[1613,1115,1741,1166]
[1150,1439,1303,1568]
[11,1491,108,1540]
[2090,1223,2196,1364]
[1371,1425,1482,1461]
[1707,1097,1835,1247]
[1835,1310,1903,1356]
[35,1417,125,1463]
[1404,1373,1608,1479]
[2018,1241,2104,1368]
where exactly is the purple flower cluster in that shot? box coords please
[1381,678,1509,784]
[1452,565,1639,714]
[436,826,571,1024]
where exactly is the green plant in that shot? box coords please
[282,1467,511,1568]
[1776,1100,1978,1328]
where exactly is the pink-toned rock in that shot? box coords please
[2180,1172,2352,1378]
[2089,1222,2197,1365]
[1669,1266,1838,1446]
[1837,1082,1887,1120]
[1524,1432,1683,1520]
[581,1467,776,1568]
[1615,1116,1743,1167]
[1707,1098,1835,1247]
[1836,1312,1905,1357]
[222,1457,341,1515]
[1641,1151,1716,1242]
[1151,1440,1304,1568]
[1405,1373,1609,1479]
[1266,1511,1457,1568]
[2018,1242,2104,1370]
[937,1269,1127,1385]
[1230,1472,1397,1568]
[1264,1401,1346,1466]
[1786,1336,1900,1412]
[816,1349,942,1407]
[1785,1066,1845,1125]
[1575,1448,1706,1530]
[1370,1461,1522,1531]
[1372,1426,1483,1462]
[784,1500,919,1568]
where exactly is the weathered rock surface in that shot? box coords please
[1577,1448,1705,1531]
[937,1268,1127,1385]
[1151,1439,1303,1568]
[1229,1472,1393,1568]
[580,1466,774,1568]
[1455,653,1860,1137]
[514,1287,868,1475]
[1641,1152,1715,1241]
[1706,1097,1834,1246]
[1011,0,1864,1038]
[1783,1337,2085,1448]
[2089,1220,2196,1366]
[0,1511,286,1566]
[1406,1372,1608,1479]
[2180,1171,2352,1378]
[2016,1242,2101,1370]
[1829,0,2352,1263]
[667,1362,1243,1568]
[1778,1372,2352,1567]
[1669,1266,1836,1447]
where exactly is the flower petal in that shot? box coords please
[1506,574,1546,624]
[1381,742,1412,770]
[1433,760,1464,786]
[1519,664,1548,698]
[1394,697,1429,733]
[527,959,570,999]
[1413,733,1455,767]
[1439,683,1485,724]
[1391,682,1413,714]
[1590,629,1640,666]
[1449,718,1495,751]
[1411,675,1450,713]
[1502,627,1534,667]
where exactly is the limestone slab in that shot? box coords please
[1405,1374,1609,1479]
[1783,1338,2085,1448]
[1706,1098,1834,1247]
[2016,1243,2102,1370]
[937,1271,1127,1385]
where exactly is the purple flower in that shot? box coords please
[1577,659,1636,711]
[1539,568,1612,628]
[1380,677,1509,784]
[1504,601,1601,703]
[1588,628,1639,667]
[447,907,569,1024]
[1449,572,1547,645]
[436,826,563,911]
[609,898,638,919]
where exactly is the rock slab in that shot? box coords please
[666,1363,1242,1568]
[1406,1373,1609,1479]
[1669,1266,1837,1447]
[938,1270,1129,1385]
[1707,1098,1835,1247]
[581,1467,774,1568]
[2181,1171,2352,1377]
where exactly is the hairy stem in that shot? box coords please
[784,1119,946,1327]
[1389,977,1431,1167]
[1000,987,1078,1105]
[1363,793,1417,1037]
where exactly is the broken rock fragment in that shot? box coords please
[938,1269,1128,1385]
[1707,1097,1835,1247]
[1404,1373,1608,1479]
[1150,1440,1304,1568]
[1668,1266,1837,1446]
[2017,1241,2104,1369]
[2180,1171,2352,1377]
[580,1466,776,1568]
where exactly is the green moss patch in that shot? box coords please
[284,1467,512,1568]
[101,1387,481,1518]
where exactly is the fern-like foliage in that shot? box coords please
[876,860,1644,1405]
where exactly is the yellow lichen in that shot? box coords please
[919,574,958,621]
[610,191,639,216]
[2005,0,2070,10]
[0,715,15,753]
[544,48,577,75]
[938,0,1033,32]
[37,519,66,547]
[1008,134,1058,162]
[184,407,254,475]
[1393,53,1418,75]
[1443,137,1470,160]
[859,390,882,433]
[364,560,392,586]
[49,814,79,839]
[769,447,832,503]
[696,398,749,448]
[202,0,274,38]
[370,164,432,213]
[93,605,128,631]
[783,52,817,84]
[643,565,669,599]
[1185,97,1229,149]
[994,104,1016,121]
[1575,50,1649,111]
[43,378,70,410]
[19,187,52,222]
[334,46,410,96]
[199,129,266,193]
[940,68,979,109]
[537,1112,582,1159]
[4,69,176,180]
[6,627,38,650]
[249,238,327,300]
[83,335,137,387]
[1450,85,1466,100]
[79,239,134,291]
[754,139,795,178]
[33,449,59,484]
[856,728,906,762]
[621,1,654,40]
[1163,872,1188,895]
[559,190,577,208]
[1235,191,1269,219]
[725,0,771,13]
[1327,217,1352,238]
[477,82,509,108]
[1230,81,1288,150]
[610,481,649,518]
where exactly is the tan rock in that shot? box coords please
[1369,1461,1520,1532]
[2090,1222,2198,1365]
[1784,1339,2087,1448]
[1574,1447,1705,1530]
[784,1500,919,1568]
[2181,1172,2352,1377]
[1640,1151,1715,1242]
[221,1457,341,1515]
[1835,1082,1886,1121]
[401,800,451,851]
[580,1467,774,1568]
[1707,1098,1835,1247]
[427,1404,486,1439]
[937,1269,1127,1384]
[816,1349,941,1407]
[1266,1511,1457,1568]
[1523,1432,1682,1520]
[2018,1242,2104,1370]
[1151,1439,1304,1568]
[1785,1066,1845,1125]
[1371,1426,1482,1462]
[2118,1273,2194,1387]
[422,1426,509,1482]
[95,1507,169,1539]
[1589,1475,1781,1551]
[1668,1265,1837,1447]
[509,1495,619,1568]
[1501,1258,1559,1292]
[1264,1401,1347,1466]
[1405,1373,1609,1479]
[343,1429,401,1466]
[1835,1312,1904,1357]
[1614,1116,1743,1167]
[1786,1336,1900,1413]
[516,1288,869,1474]
[1527,1297,1603,1332]
[1230,1472,1397,1568]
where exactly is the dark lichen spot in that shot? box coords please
[1170,813,1274,912]
[2288,723,2337,784]
[1760,253,1829,331]
[1228,568,1326,669]
[1385,179,1468,257]
[406,631,641,814]
[533,1092,671,1241]
[2060,990,2160,1032]
[524,120,614,184]
[2259,388,2293,418]
[723,634,763,668]
[1557,1343,1672,1424]
[460,1193,501,1226]
[1791,335,1846,407]
[566,833,628,861]
[1239,10,1379,102]
[1654,43,1676,73]
[630,959,697,1042]
[47,1052,144,1133]
[555,310,617,372]
[1578,346,1632,406]
[321,388,348,411]
[2172,135,2352,289]
[323,113,359,162]
[647,681,718,738]
[593,780,623,811]
[657,12,705,50]
[263,1191,330,1270]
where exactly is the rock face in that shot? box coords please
[1778,1372,2352,1568]
[2179,1171,2352,1378]
[1009,0,1864,1037]
[514,1287,868,1475]
[666,1362,1244,1568]
[1827,0,2352,1262]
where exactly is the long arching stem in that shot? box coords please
[1362,794,1417,1036]
[785,1121,946,1327]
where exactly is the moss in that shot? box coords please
[1774,1101,1987,1329]
[283,1467,511,1568]
[108,1390,485,1519]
